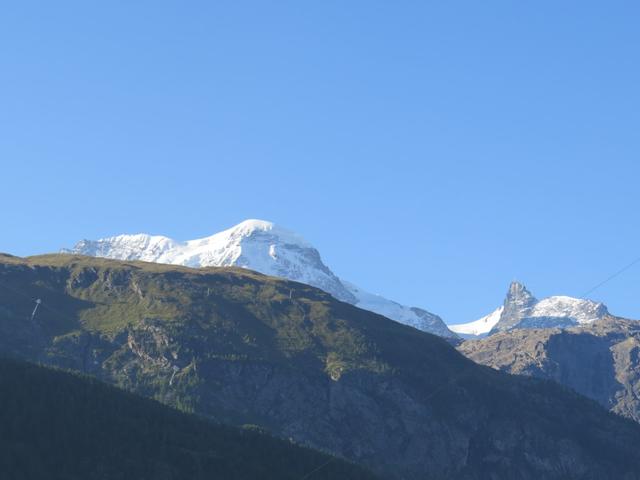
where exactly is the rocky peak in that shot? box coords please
[490,281,610,334]
[505,281,537,308]
[492,282,537,332]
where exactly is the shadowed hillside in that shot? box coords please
[0,356,376,480]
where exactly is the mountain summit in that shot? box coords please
[495,281,539,332]
[65,219,456,338]
[449,281,609,338]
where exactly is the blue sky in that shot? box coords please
[1,1,639,324]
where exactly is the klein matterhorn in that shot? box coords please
[65,219,456,338]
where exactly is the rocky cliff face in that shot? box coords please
[2,254,640,479]
[460,316,640,423]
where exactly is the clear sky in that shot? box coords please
[1,2,639,324]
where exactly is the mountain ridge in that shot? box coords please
[64,220,456,338]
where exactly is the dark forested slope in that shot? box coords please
[0,356,375,480]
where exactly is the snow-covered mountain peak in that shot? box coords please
[67,220,351,302]
[450,282,610,339]
[64,220,457,339]
[205,219,311,249]
[495,282,609,332]
[531,296,608,324]
[229,218,276,234]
